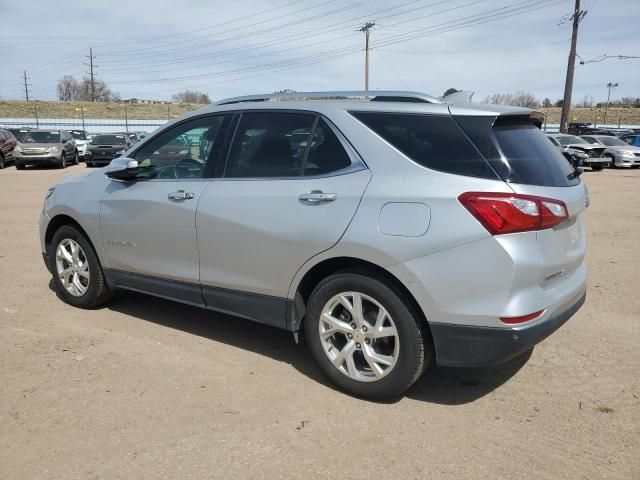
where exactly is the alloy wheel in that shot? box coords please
[55,238,90,297]
[319,292,399,382]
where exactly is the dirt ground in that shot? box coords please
[0,164,638,480]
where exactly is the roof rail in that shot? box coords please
[215,90,443,105]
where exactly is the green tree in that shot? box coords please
[542,98,552,108]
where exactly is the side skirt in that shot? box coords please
[104,269,290,330]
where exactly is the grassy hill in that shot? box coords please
[1,100,639,126]
[0,100,203,120]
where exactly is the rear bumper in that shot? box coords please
[431,289,586,367]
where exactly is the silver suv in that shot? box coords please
[39,91,587,399]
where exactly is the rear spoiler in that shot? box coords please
[441,90,474,105]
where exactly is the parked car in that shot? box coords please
[546,133,609,170]
[620,134,640,147]
[546,135,591,168]
[113,131,138,145]
[14,130,78,169]
[85,134,130,167]
[39,91,587,399]
[7,127,32,143]
[69,130,91,160]
[581,134,640,168]
[0,129,18,169]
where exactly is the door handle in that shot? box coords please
[168,190,195,201]
[299,190,337,204]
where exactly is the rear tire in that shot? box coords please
[0,154,5,169]
[304,272,430,399]
[48,225,113,308]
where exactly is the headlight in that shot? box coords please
[574,152,589,159]
[620,150,635,156]
[15,145,23,153]
[47,146,59,153]
[116,150,125,155]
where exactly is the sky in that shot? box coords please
[0,0,638,104]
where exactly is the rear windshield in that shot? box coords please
[92,135,127,145]
[22,131,60,144]
[455,116,579,187]
[351,112,498,180]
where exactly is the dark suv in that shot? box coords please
[0,129,18,169]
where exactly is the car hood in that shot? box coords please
[606,145,640,152]
[564,143,603,151]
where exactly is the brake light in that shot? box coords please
[458,192,568,235]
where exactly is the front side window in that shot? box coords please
[132,115,231,180]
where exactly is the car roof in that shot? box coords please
[175,90,536,121]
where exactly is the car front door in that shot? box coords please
[196,111,371,327]
[99,114,233,303]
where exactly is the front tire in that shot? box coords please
[0,154,5,169]
[607,154,616,168]
[57,153,66,169]
[73,150,79,165]
[15,161,24,170]
[304,272,430,399]
[48,225,113,308]
[592,164,604,171]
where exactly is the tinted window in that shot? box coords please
[456,116,578,187]
[303,119,352,175]
[92,135,127,145]
[351,112,497,180]
[225,112,316,178]
[133,115,231,180]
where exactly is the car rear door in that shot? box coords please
[196,111,370,326]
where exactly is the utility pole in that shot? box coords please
[86,47,97,102]
[359,22,375,91]
[22,70,31,101]
[559,0,587,133]
[603,82,618,124]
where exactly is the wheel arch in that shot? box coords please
[44,214,92,252]
[289,256,430,338]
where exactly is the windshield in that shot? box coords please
[92,135,127,145]
[22,131,60,144]
[9,129,29,142]
[70,131,87,140]
[557,135,587,146]
[599,137,627,146]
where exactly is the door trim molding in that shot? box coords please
[104,269,289,329]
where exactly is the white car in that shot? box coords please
[580,135,640,168]
[69,130,91,159]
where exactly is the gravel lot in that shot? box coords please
[1,164,638,479]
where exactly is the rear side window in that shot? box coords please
[351,112,498,180]
[225,112,353,178]
[456,116,579,187]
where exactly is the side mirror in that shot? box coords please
[105,157,139,181]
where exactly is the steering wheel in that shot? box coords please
[157,158,203,179]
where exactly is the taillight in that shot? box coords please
[500,309,546,324]
[458,192,568,235]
